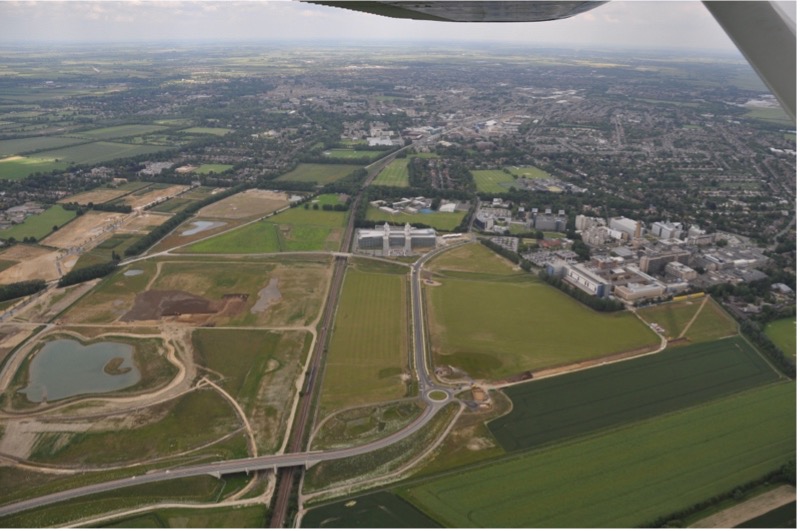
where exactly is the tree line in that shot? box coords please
[58,261,118,288]
[0,279,46,303]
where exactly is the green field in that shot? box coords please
[27,388,242,465]
[0,136,85,157]
[428,243,518,276]
[373,159,410,187]
[302,491,441,528]
[744,106,793,125]
[638,298,706,339]
[428,273,658,378]
[179,127,233,136]
[0,204,76,241]
[34,141,168,166]
[765,317,796,357]
[402,382,796,528]
[103,505,267,528]
[471,169,515,193]
[193,328,310,453]
[681,298,739,342]
[507,165,551,179]
[324,148,382,160]
[489,336,780,452]
[73,234,147,270]
[366,205,465,231]
[185,200,346,254]
[195,164,233,174]
[72,124,168,141]
[276,163,361,184]
[319,265,409,414]
[0,156,68,180]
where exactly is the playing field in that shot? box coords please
[489,336,781,452]
[366,205,465,231]
[373,159,410,187]
[318,265,409,414]
[402,382,796,528]
[765,317,796,357]
[427,274,658,378]
[195,164,233,174]
[507,165,551,179]
[471,169,515,193]
[0,204,76,241]
[276,163,361,184]
[34,142,168,166]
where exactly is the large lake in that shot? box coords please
[20,339,141,403]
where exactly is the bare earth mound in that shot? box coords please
[122,290,217,321]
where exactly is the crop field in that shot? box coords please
[41,211,125,250]
[428,243,518,276]
[489,336,781,452]
[402,382,796,528]
[179,127,233,136]
[195,163,233,174]
[0,156,68,180]
[104,505,267,528]
[323,148,382,160]
[318,265,409,415]
[373,159,410,187]
[70,124,168,140]
[366,205,465,231]
[427,274,658,378]
[471,169,515,193]
[197,189,290,219]
[0,136,85,157]
[507,165,552,179]
[33,141,167,166]
[0,204,76,241]
[302,491,441,528]
[193,328,310,453]
[765,318,796,357]
[276,163,361,184]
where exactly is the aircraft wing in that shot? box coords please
[301,1,795,123]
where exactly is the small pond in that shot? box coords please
[181,220,226,236]
[20,339,141,403]
[123,269,144,277]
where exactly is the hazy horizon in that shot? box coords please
[0,1,770,52]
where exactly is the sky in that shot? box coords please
[0,0,794,51]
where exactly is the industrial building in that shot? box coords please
[563,263,612,297]
[609,216,642,240]
[355,223,437,256]
[651,221,683,240]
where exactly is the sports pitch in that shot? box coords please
[471,169,515,193]
[373,159,410,187]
